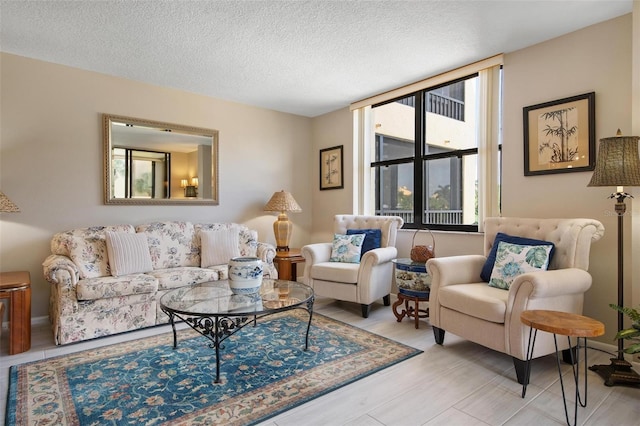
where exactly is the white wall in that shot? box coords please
[502,14,633,343]
[0,53,312,318]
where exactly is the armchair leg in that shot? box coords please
[383,294,391,306]
[562,346,578,365]
[361,304,371,318]
[433,326,445,344]
[513,357,530,385]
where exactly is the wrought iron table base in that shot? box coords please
[163,302,313,384]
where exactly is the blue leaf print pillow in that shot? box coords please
[329,233,366,263]
[488,241,553,290]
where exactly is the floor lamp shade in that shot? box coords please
[587,131,640,387]
[264,191,302,251]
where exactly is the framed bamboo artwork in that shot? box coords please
[319,145,344,190]
[523,92,595,176]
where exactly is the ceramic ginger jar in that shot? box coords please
[228,257,263,294]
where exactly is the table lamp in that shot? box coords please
[587,129,640,386]
[0,191,20,212]
[264,190,302,252]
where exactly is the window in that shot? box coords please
[367,68,502,231]
[112,148,170,199]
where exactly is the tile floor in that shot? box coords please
[1,296,639,425]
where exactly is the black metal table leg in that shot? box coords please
[522,327,537,398]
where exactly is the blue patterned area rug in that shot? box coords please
[7,311,421,425]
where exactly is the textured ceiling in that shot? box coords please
[0,0,632,117]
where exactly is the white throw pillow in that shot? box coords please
[200,228,241,267]
[105,231,153,277]
[329,233,365,264]
[488,241,552,290]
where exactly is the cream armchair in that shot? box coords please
[302,215,404,318]
[426,217,604,384]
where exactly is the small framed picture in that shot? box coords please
[523,92,595,176]
[319,145,343,190]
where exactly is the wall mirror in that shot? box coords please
[103,114,219,205]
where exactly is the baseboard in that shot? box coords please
[587,339,640,368]
[1,315,49,330]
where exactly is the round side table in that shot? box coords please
[520,310,604,426]
[391,259,431,329]
[392,289,430,329]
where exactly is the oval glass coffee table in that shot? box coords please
[160,279,314,383]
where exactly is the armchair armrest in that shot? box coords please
[426,255,487,290]
[509,268,593,300]
[507,268,593,360]
[301,243,332,265]
[361,246,397,267]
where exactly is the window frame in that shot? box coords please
[369,72,501,232]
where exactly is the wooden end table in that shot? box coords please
[274,249,305,281]
[520,310,604,426]
[0,271,32,355]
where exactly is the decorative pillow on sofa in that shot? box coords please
[488,241,553,290]
[105,231,153,277]
[481,232,555,282]
[68,236,111,279]
[200,227,241,268]
[346,228,382,258]
[329,233,366,263]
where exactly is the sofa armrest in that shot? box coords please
[43,254,79,286]
[256,241,277,278]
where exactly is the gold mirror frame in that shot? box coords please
[103,114,219,205]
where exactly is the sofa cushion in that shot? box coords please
[69,236,111,279]
[105,232,154,277]
[488,242,552,290]
[481,232,555,282]
[311,262,360,283]
[200,227,241,267]
[195,223,259,258]
[346,228,382,258]
[329,233,365,263]
[147,267,222,290]
[438,283,508,323]
[136,221,199,269]
[76,274,158,301]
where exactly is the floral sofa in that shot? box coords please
[43,221,277,345]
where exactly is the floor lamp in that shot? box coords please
[587,130,640,386]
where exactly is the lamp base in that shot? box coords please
[589,358,640,387]
[276,246,290,252]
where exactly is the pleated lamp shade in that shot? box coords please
[0,191,20,213]
[264,191,302,251]
[588,131,640,188]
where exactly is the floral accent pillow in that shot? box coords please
[488,242,553,290]
[329,233,366,264]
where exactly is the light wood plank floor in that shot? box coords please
[1,296,638,425]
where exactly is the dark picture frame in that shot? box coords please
[319,145,344,190]
[523,92,595,176]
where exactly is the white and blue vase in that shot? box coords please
[228,257,263,294]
